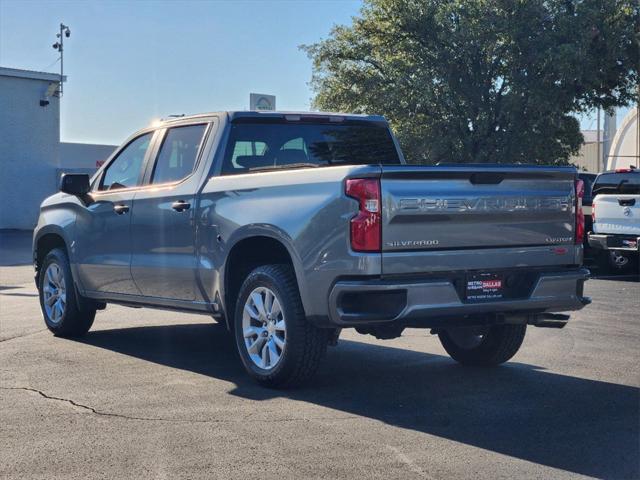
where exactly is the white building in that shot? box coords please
[606,108,639,171]
[0,67,116,230]
[570,130,603,173]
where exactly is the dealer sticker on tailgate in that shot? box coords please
[465,273,503,302]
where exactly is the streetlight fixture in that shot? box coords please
[51,23,70,97]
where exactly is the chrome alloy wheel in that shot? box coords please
[242,287,286,370]
[43,262,66,324]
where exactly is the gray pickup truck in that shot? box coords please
[34,111,590,387]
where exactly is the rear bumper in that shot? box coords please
[588,233,640,251]
[328,268,590,327]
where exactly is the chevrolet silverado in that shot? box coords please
[34,111,590,387]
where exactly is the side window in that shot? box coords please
[281,137,307,152]
[151,124,207,184]
[275,137,309,166]
[100,133,152,191]
[231,141,267,168]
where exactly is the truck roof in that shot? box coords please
[160,111,388,126]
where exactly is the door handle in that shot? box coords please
[113,204,130,215]
[619,198,636,206]
[172,200,191,212]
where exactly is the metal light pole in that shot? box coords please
[52,23,70,97]
[596,107,601,172]
[603,109,616,172]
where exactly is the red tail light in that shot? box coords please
[592,201,596,224]
[575,179,585,244]
[345,178,381,252]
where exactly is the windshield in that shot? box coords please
[221,121,401,174]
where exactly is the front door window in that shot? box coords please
[100,133,152,191]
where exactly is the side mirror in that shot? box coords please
[59,173,90,196]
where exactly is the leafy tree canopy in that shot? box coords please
[302,0,639,164]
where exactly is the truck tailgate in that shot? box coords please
[593,194,640,236]
[380,165,577,257]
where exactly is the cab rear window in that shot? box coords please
[593,172,640,195]
[221,121,400,175]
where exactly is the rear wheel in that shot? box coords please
[234,264,328,388]
[438,324,526,366]
[38,248,95,337]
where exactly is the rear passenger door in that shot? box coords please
[130,122,211,301]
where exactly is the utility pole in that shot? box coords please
[603,109,616,172]
[596,108,601,172]
[52,23,70,97]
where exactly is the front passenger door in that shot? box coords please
[75,132,155,295]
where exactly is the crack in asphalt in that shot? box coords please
[0,329,47,343]
[1,387,158,421]
[1,387,360,424]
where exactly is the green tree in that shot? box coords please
[302,0,639,165]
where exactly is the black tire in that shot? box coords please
[233,264,328,388]
[438,324,526,366]
[38,248,96,337]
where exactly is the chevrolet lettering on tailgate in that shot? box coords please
[397,196,571,212]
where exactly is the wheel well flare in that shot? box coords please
[225,236,294,321]
[35,234,67,272]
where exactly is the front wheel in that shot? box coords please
[234,264,328,388]
[38,248,95,337]
[438,324,526,366]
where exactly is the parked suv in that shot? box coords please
[588,167,640,272]
[34,111,590,387]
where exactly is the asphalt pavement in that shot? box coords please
[1,231,638,479]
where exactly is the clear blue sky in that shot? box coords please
[0,0,362,145]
